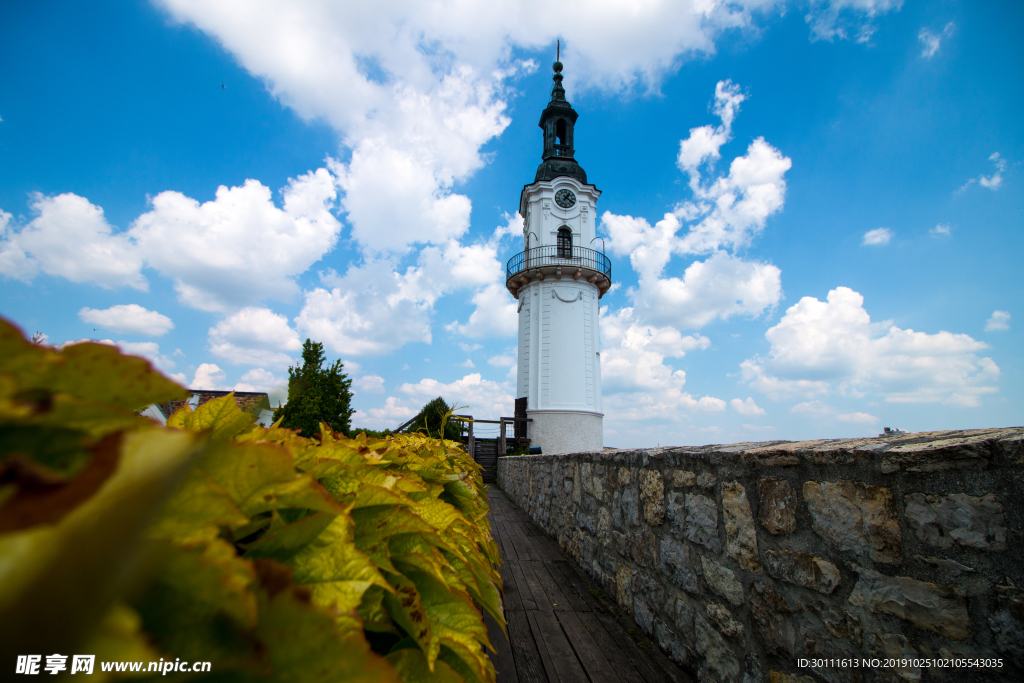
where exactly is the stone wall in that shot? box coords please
[496,427,1024,683]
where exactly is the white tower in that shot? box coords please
[505,57,611,455]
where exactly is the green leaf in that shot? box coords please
[387,647,466,683]
[168,392,255,440]
[246,511,336,562]
[383,571,437,668]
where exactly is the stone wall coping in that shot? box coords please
[499,427,1023,472]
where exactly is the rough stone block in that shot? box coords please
[758,478,797,535]
[696,614,741,682]
[683,493,721,552]
[847,566,970,640]
[673,469,696,487]
[705,601,745,643]
[629,529,657,568]
[763,549,840,595]
[696,471,717,489]
[868,633,921,682]
[618,467,632,486]
[803,480,902,564]
[768,673,816,683]
[880,433,995,473]
[701,556,744,606]
[904,492,1006,550]
[722,481,761,570]
[750,581,796,656]
[621,487,639,527]
[989,585,1024,666]
[654,619,689,667]
[615,563,634,610]
[639,469,666,525]
[660,536,700,595]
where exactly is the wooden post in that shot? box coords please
[499,419,507,457]
[467,419,475,462]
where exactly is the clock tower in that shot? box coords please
[505,55,611,455]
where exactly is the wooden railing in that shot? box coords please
[451,415,531,460]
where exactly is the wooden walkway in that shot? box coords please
[483,489,694,683]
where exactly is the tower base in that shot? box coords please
[527,410,603,455]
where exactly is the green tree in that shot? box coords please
[404,396,464,441]
[273,339,353,439]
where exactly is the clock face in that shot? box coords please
[554,189,576,208]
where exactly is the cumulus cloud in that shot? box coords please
[0,194,146,288]
[191,363,227,390]
[929,223,951,237]
[115,340,178,375]
[861,227,892,246]
[742,286,999,406]
[918,21,955,59]
[730,397,765,415]
[131,169,341,311]
[805,0,903,43]
[399,373,513,417]
[601,81,786,331]
[353,375,386,394]
[352,396,418,431]
[208,307,301,367]
[79,304,174,337]
[985,310,1010,332]
[599,307,722,423]
[447,283,518,338]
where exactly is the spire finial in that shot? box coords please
[557,40,560,61]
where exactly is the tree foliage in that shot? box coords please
[405,397,465,441]
[273,338,353,439]
[0,317,502,682]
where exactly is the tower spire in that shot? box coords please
[534,43,586,183]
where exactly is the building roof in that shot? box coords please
[158,390,272,421]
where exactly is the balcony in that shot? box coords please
[505,245,612,298]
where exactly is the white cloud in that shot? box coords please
[191,363,227,390]
[861,227,892,246]
[353,375,386,393]
[599,306,722,423]
[78,304,174,337]
[929,223,951,237]
[805,0,903,44]
[488,354,516,367]
[985,310,1010,332]
[730,397,765,415]
[979,152,1007,190]
[918,21,955,59]
[208,307,301,367]
[836,411,878,423]
[0,193,146,289]
[352,396,418,431]
[459,342,482,352]
[600,81,785,331]
[447,283,518,338]
[131,169,341,311]
[460,359,476,369]
[234,368,289,407]
[399,373,513,417]
[791,400,877,424]
[742,286,999,406]
[296,260,433,357]
[116,340,178,374]
[959,152,1007,193]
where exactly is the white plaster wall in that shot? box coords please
[527,410,603,455]
[520,177,601,251]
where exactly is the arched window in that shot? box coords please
[555,119,566,145]
[557,226,572,258]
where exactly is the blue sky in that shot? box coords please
[1,1,1020,446]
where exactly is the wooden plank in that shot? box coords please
[506,609,548,683]
[541,561,589,613]
[575,611,648,683]
[505,521,536,562]
[527,609,588,683]
[496,521,521,562]
[528,533,566,562]
[549,561,602,613]
[484,607,518,683]
[500,557,525,612]
[506,558,537,611]
[591,611,678,683]
[516,559,553,611]
[527,560,571,612]
[555,610,621,683]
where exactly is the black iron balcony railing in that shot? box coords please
[506,245,611,282]
[551,144,573,157]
